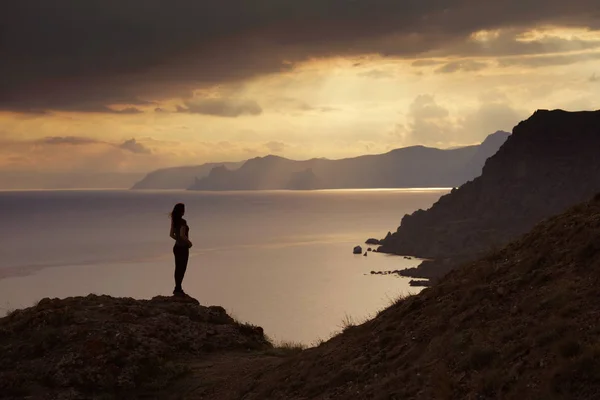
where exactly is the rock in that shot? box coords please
[363,252,368,256]
[367,248,372,252]
[365,238,380,245]
[409,279,433,287]
[0,294,272,399]
[353,246,363,254]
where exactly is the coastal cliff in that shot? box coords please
[377,109,600,278]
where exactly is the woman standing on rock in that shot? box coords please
[170,203,193,295]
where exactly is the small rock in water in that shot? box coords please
[353,246,363,254]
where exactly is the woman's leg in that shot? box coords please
[179,248,189,287]
[173,247,189,293]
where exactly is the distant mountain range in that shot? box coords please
[186,131,510,191]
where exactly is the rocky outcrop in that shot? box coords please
[189,132,508,191]
[377,110,600,278]
[0,294,271,399]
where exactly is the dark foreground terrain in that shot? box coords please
[2,193,600,399]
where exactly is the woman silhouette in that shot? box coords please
[169,203,192,295]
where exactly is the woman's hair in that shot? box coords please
[170,203,185,225]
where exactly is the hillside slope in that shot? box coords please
[378,110,600,276]
[235,193,600,400]
[190,132,508,191]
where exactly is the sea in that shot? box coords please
[0,189,449,344]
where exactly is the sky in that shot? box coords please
[1,0,599,175]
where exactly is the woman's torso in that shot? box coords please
[174,219,190,247]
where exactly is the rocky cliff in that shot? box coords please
[378,110,600,277]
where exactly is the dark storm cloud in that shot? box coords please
[1,0,599,113]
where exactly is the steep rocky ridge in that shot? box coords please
[378,110,600,277]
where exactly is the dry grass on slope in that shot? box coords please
[238,194,600,400]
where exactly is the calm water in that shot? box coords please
[0,189,448,344]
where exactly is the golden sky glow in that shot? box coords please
[1,26,599,176]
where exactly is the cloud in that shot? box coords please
[265,141,285,153]
[113,107,144,115]
[435,60,489,74]
[398,94,527,146]
[119,139,152,154]
[433,28,600,59]
[402,95,453,145]
[591,73,600,82]
[459,102,528,141]
[498,51,600,68]
[358,69,396,79]
[2,0,599,113]
[269,97,338,114]
[411,60,445,67]
[177,98,262,117]
[38,136,102,145]
[33,136,152,154]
